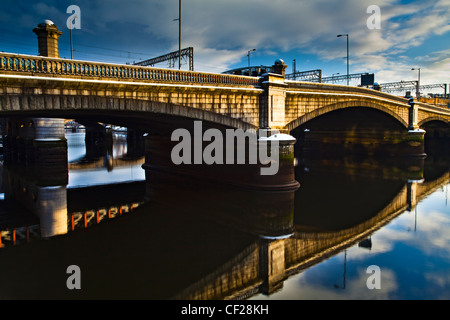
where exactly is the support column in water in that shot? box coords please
[2,117,67,170]
[142,123,299,191]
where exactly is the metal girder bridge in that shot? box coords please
[285,69,322,82]
[286,71,372,84]
[222,65,272,76]
[321,73,372,83]
[379,81,448,95]
[133,47,194,71]
[379,80,417,93]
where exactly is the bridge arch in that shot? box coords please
[285,100,409,132]
[418,116,450,127]
[419,118,449,143]
[1,93,259,133]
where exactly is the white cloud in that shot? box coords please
[253,266,398,300]
[1,0,448,82]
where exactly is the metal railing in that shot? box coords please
[0,52,260,88]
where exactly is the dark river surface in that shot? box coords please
[0,131,448,300]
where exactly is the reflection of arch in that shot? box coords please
[285,101,409,131]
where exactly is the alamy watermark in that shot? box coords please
[66,265,81,290]
[367,5,381,30]
[170,121,281,176]
[366,265,381,289]
[66,5,81,30]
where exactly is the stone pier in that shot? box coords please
[1,117,67,170]
[142,124,299,191]
[2,152,68,238]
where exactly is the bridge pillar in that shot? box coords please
[408,97,420,130]
[248,59,298,189]
[2,154,68,238]
[34,185,68,238]
[83,122,113,149]
[259,60,288,129]
[407,98,427,157]
[126,128,145,158]
[142,122,299,191]
[259,239,286,295]
[407,180,422,212]
[78,121,114,171]
[1,117,68,171]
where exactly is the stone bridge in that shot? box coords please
[1,53,449,133]
[0,21,449,190]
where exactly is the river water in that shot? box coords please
[0,131,448,300]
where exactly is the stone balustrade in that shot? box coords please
[0,52,260,88]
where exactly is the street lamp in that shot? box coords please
[337,34,349,85]
[248,49,256,76]
[411,67,421,98]
[178,0,181,70]
[173,0,182,69]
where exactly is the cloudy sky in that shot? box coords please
[1,0,449,90]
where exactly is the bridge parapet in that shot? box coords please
[0,52,260,88]
[416,102,450,126]
[286,80,411,105]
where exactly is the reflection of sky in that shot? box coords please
[112,133,128,158]
[67,166,145,188]
[252,183,450,300]
[66,132,86,162]
[66,132,130,162]
[65,132,145,188]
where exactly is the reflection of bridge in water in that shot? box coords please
[0,130,146,246]
[0,179,146,247]
[168,159,449,299]
[68,156,145,171]
[0,153,448,299]
[67,130,145,171]
[179,185,448,299]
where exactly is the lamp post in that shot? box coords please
[337,34,349,85]
[173,0,182,69]
[411,67,421,98]
[248,48,256,76]
[69,28,73,59]
[178,0,181,69]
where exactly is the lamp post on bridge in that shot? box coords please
[337,34,349,86]
[173,0,182,69]
[411,67,421,98]
[248,48,256,76]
